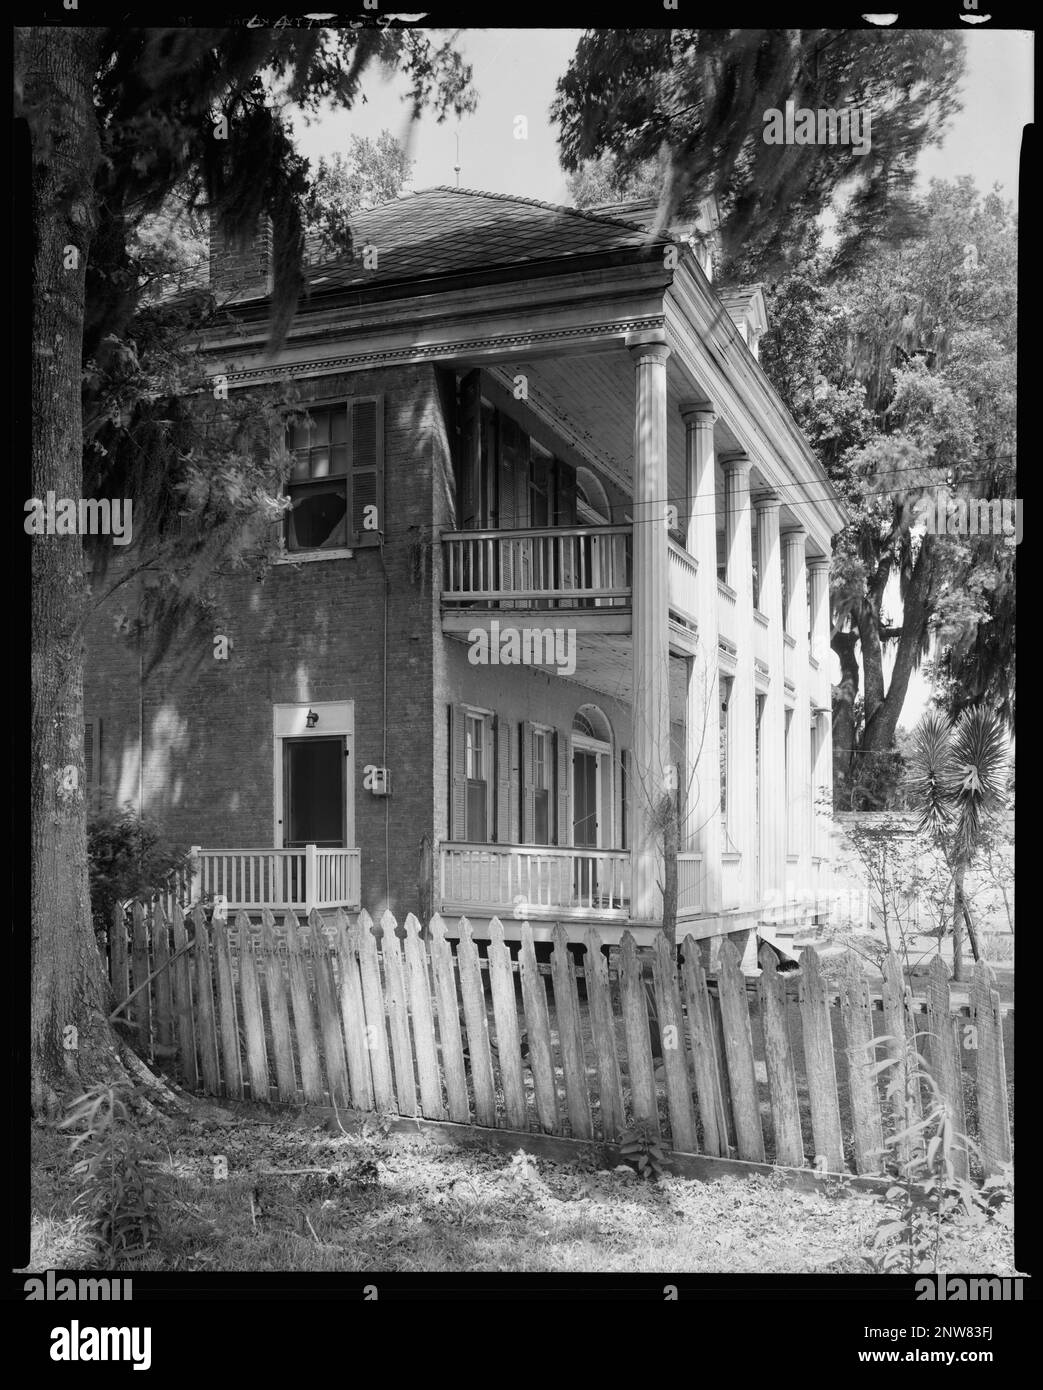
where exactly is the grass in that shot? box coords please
[21,1104,1017,1276]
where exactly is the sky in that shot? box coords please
[291,27,1031,728]
[291,27,1033,206]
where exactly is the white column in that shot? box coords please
[722,455,756,905]
[782,526,811,892]
[807,556,833,866]
[754,492,786,915]
[681,403,722,913]
[627,331,671,922]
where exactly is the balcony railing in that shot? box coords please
[717,579,737,646]
[753,609,769,667]
[783,632,796,683]
[441,525,631,609]
[185,846,361,913]
[667,539,698,627]
[439,843,630,917]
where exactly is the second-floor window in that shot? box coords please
[465,712,490,842]
[284,397,383,552]
[532,727,551,844]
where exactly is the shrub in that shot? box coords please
[88,803,192,938]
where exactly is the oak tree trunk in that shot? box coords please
[23,27,123,1113]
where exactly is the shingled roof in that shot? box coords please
[301,186,666,295]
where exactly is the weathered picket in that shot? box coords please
[102,903,1011,1185]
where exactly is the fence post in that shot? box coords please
[305,843,317,914]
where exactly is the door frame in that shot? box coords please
[572,733,612,849]
[273,701,354,849]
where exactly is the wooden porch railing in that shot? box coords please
[441,525,631,608]
[667,539,698,627]
[184,846,361,912]
[439,843,630,916]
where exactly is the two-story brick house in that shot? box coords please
[83,186,846,956]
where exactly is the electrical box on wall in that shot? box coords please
[363,764,390,796]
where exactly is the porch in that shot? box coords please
[439,842,718,920]
[441,525,698,635]
[184,845,361,913]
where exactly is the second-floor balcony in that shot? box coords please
[441,525,700,636]
[442,524,632,612]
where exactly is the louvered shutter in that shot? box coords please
[458,370,481,529]
[556,729,571,847]
[495,714,513,844]
[449,704,468,841]
[619,748,628,850]
[521,720,535,844]
[555,461,578,526]
[350,397,383,547]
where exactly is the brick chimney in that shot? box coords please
[208,213,273,301]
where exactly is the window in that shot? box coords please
[532,728,551,845]
[284,398,382,552]
[465,713,489,841]
[784,708,795,855]
[719,679,731,821]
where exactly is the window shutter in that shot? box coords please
[458,371,482,528]
[498,414,519,530]
[556,730,571,847]
[449,704,468,841]
[350,397,383,547]
[495,714,513,844]
[521,720,535,843]
[84,718,101,805]
[618,748,627,850]
[555,461,578,527]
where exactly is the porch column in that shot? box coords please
[723,455,757,905]
[627,331,671,922]
[782,526,812,891]
[681,403,722,912]
[807,556,833,864]
[754,491,786,916]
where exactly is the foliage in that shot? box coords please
[60,1082,167,1268]
[87,804,192,938]
[553,29,964,279]
[566,152,662,209]
[753,181,1018,805]
[864,1046,1013,1274]
[303,129,414,256]
[906,706,1009,978]
[619,1123,667,1180]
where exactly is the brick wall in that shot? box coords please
[83,363,449,921]
[208,215,272,301]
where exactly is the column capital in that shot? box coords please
[780,523,807,542]
[720,452,753,479]
[626,329,670,367]
[679,399,717,425]
[807,555,831,574]
[753,489,781,512]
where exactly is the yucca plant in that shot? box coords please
[907,708,1007,979]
